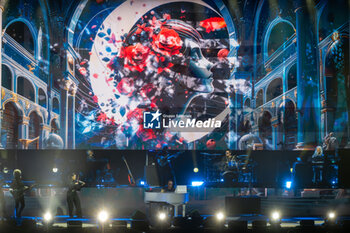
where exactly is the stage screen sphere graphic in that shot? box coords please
[74,0,239,149]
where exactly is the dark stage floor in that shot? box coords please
[1,215,350,233]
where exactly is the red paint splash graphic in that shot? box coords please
[86,7,232,146]
[92,95,98,103]
[127,108,144,123]
[124,43,150,72]
[218,48,229,58]
[97,112,108,122]
[137,126,156,141]
[199,17,227,33]
[116,77,135,96]
[79,67,87,76]
[152,28,182,56]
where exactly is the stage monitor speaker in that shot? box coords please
[131,210,148,220]
[111,220,127,229]
[20,219,37,229]
[338,149,350,188]
[173,217,187,227]
[131,220,149,231]
[225,197,261,216]
[300,219,315,227]
[228,220,248,231]
[252,220,267,229]
[187,210,203,228]
[144,165,160,186]
[67,220,83,228]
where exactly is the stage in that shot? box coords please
[1,215,350,233]
[1,187,350,218]
[0,0,349,232]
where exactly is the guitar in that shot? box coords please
[122,156,136,186]
[75,175,85,191]
[10,184,36,199]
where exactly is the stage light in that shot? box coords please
[155,212,171,229]
[271,211,281,222]
[327,211,336,221]
[215,212,225,221]
[193,167,199,173]
[42,212,53,227]
[140,180,145,186]
[328,212,335,219]
[285,181,292,189]
[269,211,281,229]
[52,167,58,173]
[158,212,166,221]
[98,210,109,223]
[43,212,52,222]
[191,181,204,187]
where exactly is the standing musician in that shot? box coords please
[10,169,32,218]
[312,146,324,184]
[0,165,6,218]
[67,172,85,218]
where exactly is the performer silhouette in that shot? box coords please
[0,166,6,218]
[67,173,85,218]
[10,169,31,218]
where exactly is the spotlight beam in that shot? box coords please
[43,212,53,226]
[327,211,337,223]
[270,210,282,227]
[158,212,166,221]
[216,212,225,221]
[98,210,109,223]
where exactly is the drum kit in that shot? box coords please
[201,152,256,186]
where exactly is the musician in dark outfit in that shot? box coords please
[11,169,26,218]
[67,173,85,218]
[0,167,6,218]
[161,180,175,193]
